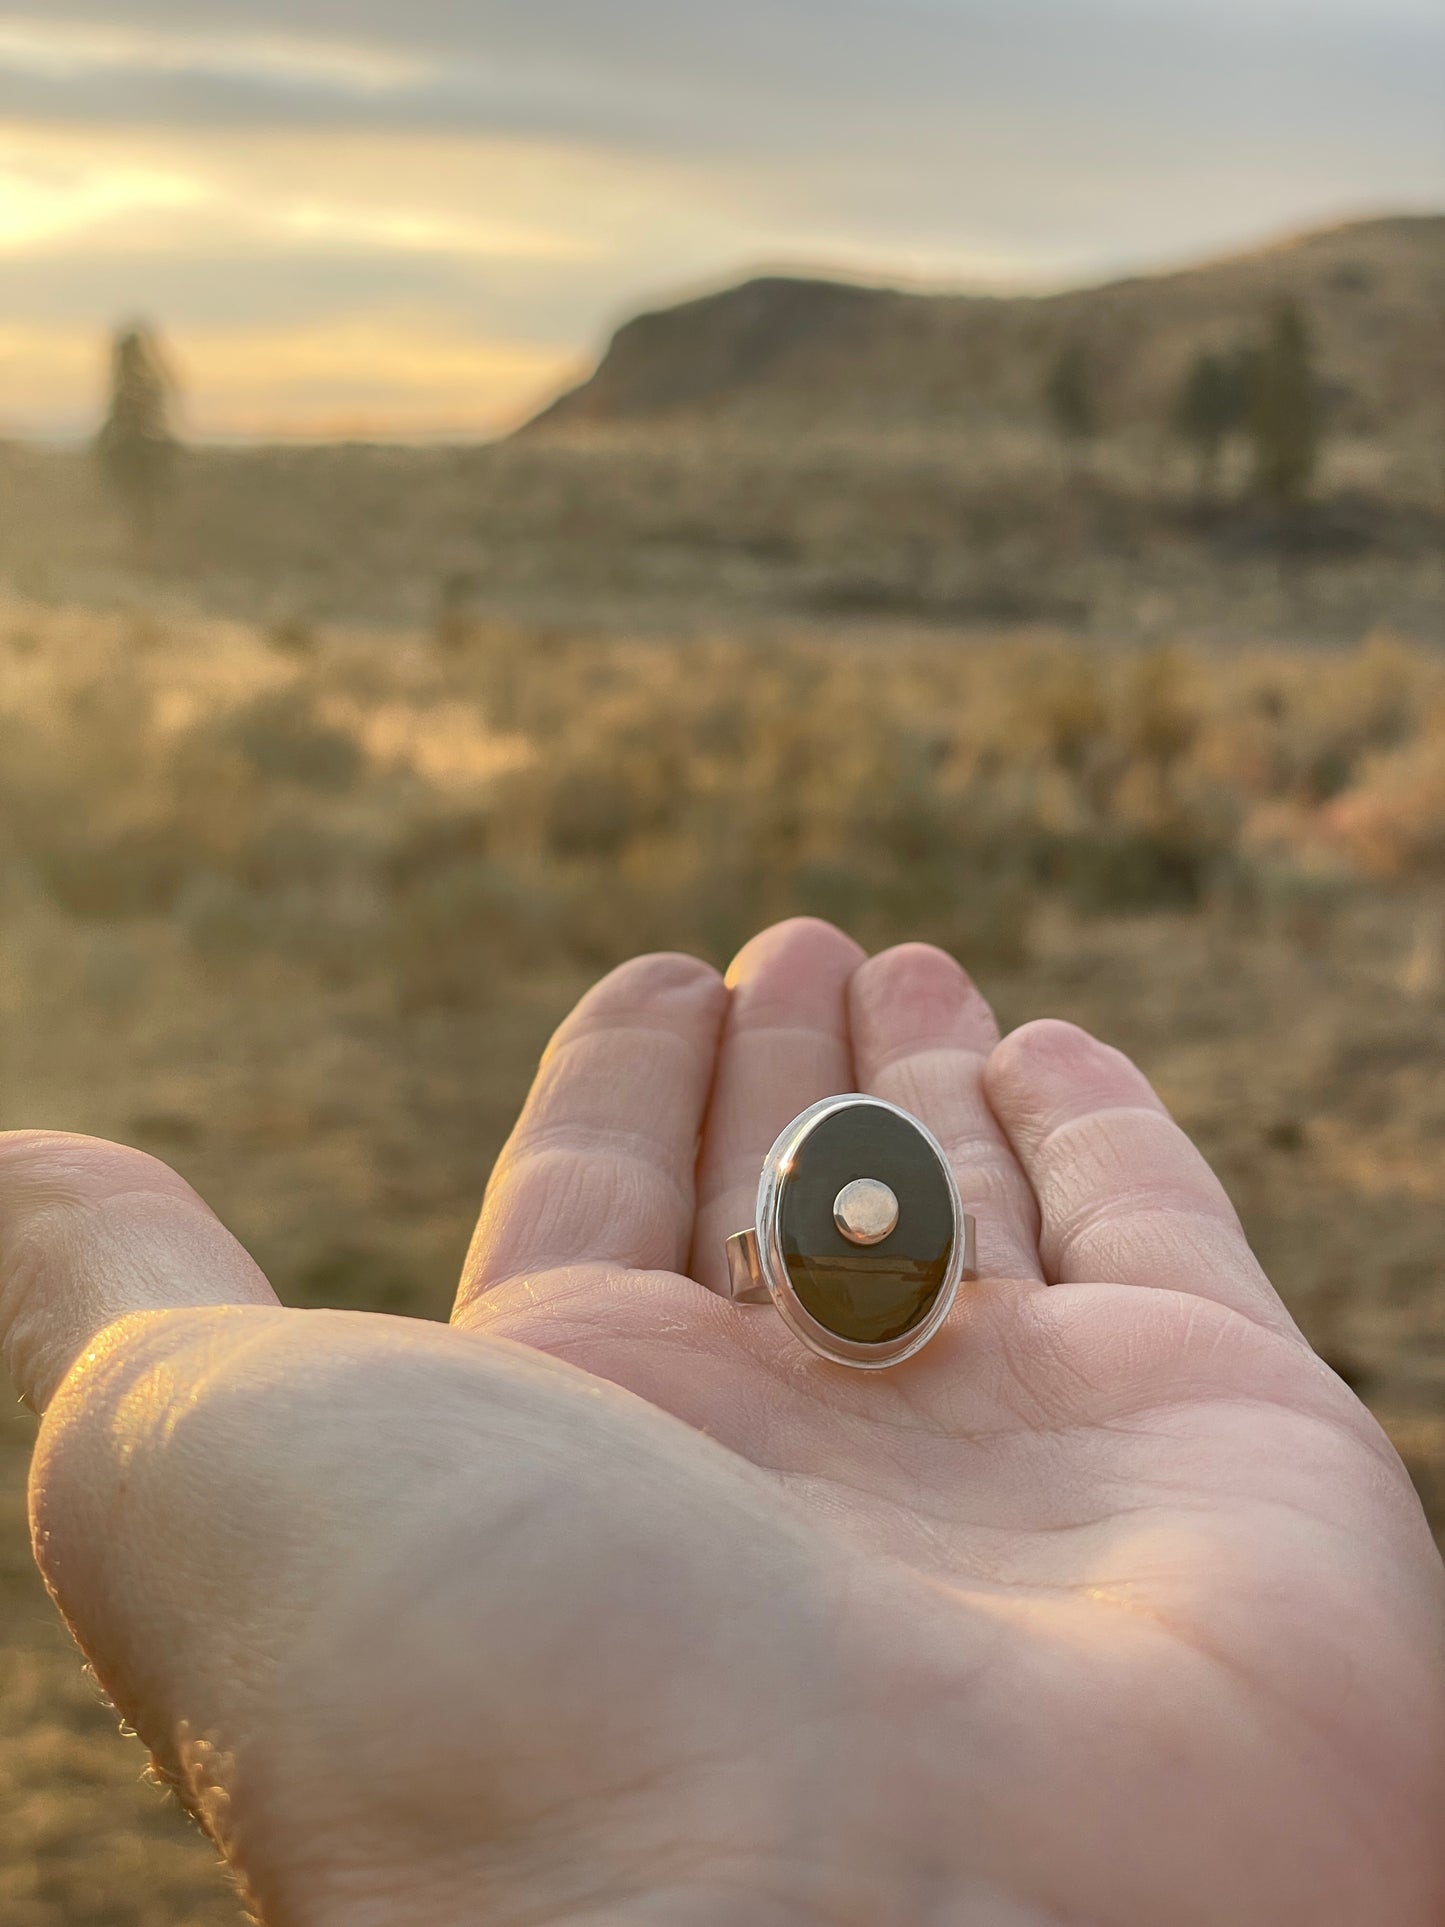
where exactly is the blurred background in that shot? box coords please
[1,3,1443,1919]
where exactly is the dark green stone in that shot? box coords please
[778,1103,953,1345]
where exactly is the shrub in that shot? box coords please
[222,687,365,793]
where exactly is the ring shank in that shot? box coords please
[724,1229,773,1304]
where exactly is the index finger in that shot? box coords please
[455,953,727,1322]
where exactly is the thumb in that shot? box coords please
[0,1130,783,1925]
[0,1130,279,1413]
[1,1132,1022,1927]
[0,1134,293,1818]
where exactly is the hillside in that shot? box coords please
[525,215,1445,440]
[2,216,1441,651]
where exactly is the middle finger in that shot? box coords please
[690,918,864,1296]
[848,944,1044,1284]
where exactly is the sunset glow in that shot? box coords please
[0,1,1440,440]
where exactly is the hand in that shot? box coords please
[3,920,1442,1927]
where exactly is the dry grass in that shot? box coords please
[1,592,1443,1923]
[3,427,1442,651]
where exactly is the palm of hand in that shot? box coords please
[6,921,1443,1927]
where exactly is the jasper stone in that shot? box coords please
[778,1103,954,1345]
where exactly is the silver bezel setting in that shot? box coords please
[752,1094,972,1370]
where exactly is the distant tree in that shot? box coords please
[1171,350,1234,493]
[1044,339,1099,444]
[96,322,179,553]
[1248,301,1321,506]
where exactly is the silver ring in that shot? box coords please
[713,1095,977,1370]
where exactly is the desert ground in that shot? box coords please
[0,557,1442,1921]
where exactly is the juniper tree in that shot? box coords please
[1248,301,1320,506]
[96,323,178,554]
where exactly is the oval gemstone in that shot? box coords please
[778,1103,955,1345]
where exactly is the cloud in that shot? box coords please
[0,1,1439,435]
[0,157,206,249]
[2,2,1440,169]
[0,126,606,267]
[0,18,427,91]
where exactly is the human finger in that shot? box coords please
[848,944,1043,1285]
[983,1020,1299,1334]
[689,919,863,1298]
[0,1130,278,1414]
[455,952,726,1322]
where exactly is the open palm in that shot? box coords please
[4,919,1442,1927]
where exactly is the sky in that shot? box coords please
[0,1,1441,439]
